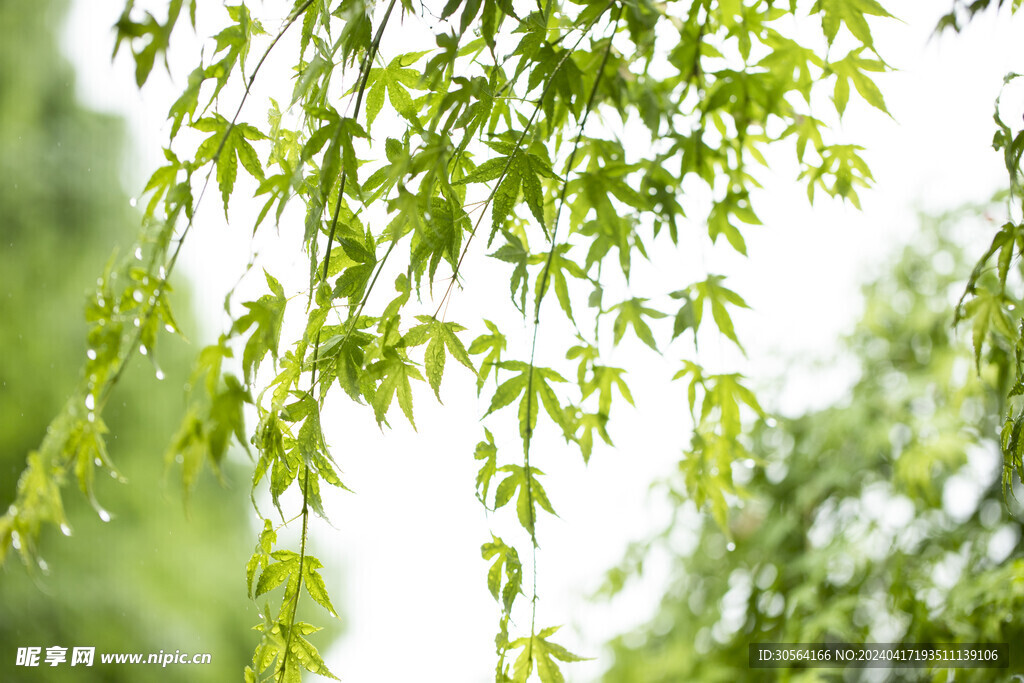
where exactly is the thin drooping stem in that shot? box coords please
[519,4,621,665]
[432,0,617,320]
[281,1,399,675]
[98,1,315,410]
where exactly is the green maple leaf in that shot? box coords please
[510,626,588,683]
[367,347,424,428]
[531,244,586,324]
[812,0,892,47]
[493,464,556,536]
[474,429,498,502]
[194,114,267,215]
[610,297,666,351]
[584,366,634,417]
[688,275,750,351]
[401,315,476,399]
[364,53,429,125]
[481,534,523,612]
[255,549,300,598]
[485,361,572,440]
[456,144,556,238]
[960,287,1016,370]
[468,320,507,393]
[829,48,889,116]
[232,271,287,384]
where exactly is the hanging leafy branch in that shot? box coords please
[2,0,897,679]
[944,2,1024,499]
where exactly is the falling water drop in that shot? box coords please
[98,509,112,523]
[134,246,143,260]
[726,542,736,552]
[129,197,137,208]
[60,523,72,537]
[164,324,175,333]
[155,368,166,381]
[87,412,95,423]
[139,345,148,356]
[133,318,140,327]
[84,394,95,411]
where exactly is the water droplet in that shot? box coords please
[98,509,112,523]
[134,247,143,260]
[87,412,95,423]
[84,394,95,411]
[94,457,102,466]
[129,197,137,208]
[155,369,165,381]
[60,523,72,537]
[726,542,736,552]
[38,558,49,574]
[7,504,17,516]
[133,318,140,327]
[11,531,21,550]
[175,453,184,464]
[164,324,175,333]
[86,349,97,360]
[139,345,148,356]
[157,266,166,279]
[133,290,143,302]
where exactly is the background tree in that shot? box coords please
[0,1,263,680]
[600,205,1024,681]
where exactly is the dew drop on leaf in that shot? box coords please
[140,345,148,356]
[38,558,49,574]
[98,509,112,523]
[164,324,175,333]
[86,349,97,360]
[133,290,144,302]
[727,542,736,552]
[11,531,21,550]
[84,394,95,411]
[60,523,72,537]
[133,318,140,327]
[134,247,143,260]
[155,368,165,381]
[87,412,95,423]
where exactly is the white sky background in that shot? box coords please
[61,1,1023,681]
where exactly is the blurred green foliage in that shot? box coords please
[0,1,256,679]
[601,207,1024,681]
